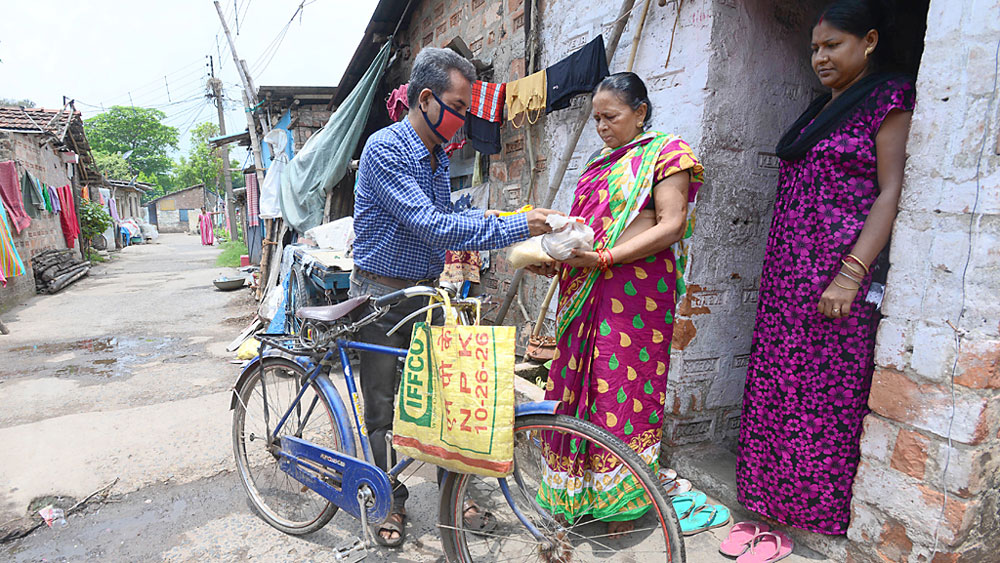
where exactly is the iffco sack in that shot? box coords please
[392,316,516,478]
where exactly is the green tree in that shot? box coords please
[172,122,245,195]
[0,98,36,107]
[93,150,132,180]
[84,106,178,178]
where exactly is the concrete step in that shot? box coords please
[666,443,845,562]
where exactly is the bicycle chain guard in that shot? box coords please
[277,436,393,524]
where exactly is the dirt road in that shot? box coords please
[1,233,827,562]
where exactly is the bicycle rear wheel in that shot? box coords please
[232,357,345,535]
[439,414,684,562]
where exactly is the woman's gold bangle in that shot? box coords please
[841,259,866,277]
[834,277,860,291]
[845,254,870,274]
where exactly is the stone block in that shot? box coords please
[890,428,930,480]
[859,414,900,466]
[705,373,745,410]
[662,415,714,446]
[868,368,992,444]
[909,323,957,384]
[875,318,911,372]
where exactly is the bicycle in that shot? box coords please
[230,285,684,562]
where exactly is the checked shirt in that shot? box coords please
[353,118,528,280]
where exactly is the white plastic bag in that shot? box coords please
[540,216,594,260]
[259,129,288,219]
[305,217,354,251]
[508,237,554,269]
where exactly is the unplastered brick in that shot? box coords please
[859,414,900,466]
[875,318,911,372]
[909,323,957,383]
[868,369,992,444]
[852,461,977,546]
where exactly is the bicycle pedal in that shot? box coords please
[334,537,368,562]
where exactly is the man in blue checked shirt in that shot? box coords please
[350,47,559,547]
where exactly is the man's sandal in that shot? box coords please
[374,509,407,548]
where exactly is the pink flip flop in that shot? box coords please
[719,521,771,556]
[735,531,794,563]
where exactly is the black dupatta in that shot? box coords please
[775,72,908,161]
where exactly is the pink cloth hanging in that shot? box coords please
[387,83,409,122]
[0,161,31,233]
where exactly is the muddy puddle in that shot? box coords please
[4,336,194,380]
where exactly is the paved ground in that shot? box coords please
[1,233,828,562]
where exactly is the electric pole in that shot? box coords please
[209,58,238,241]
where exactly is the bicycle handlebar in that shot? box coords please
[372,285,441,308]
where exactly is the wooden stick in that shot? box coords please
[541,0,637,209]
[626,0,654,72]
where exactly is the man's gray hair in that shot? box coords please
[407,48,476,108]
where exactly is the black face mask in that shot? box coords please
[421,92,466,143]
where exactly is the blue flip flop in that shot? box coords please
[680,503,732,536]
[670,491,707,519]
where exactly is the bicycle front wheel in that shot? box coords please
[439,414,684,563]
[232,356,345,535]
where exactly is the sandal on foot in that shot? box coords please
[670,491,707,519]
[463,500,497,534]
[679,503,731,536]
[720,521,771,556]
[735,531,793,563]
[663,477,693,496]
[374,510,407,548]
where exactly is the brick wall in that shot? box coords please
[0,131,79,313]
[848,2,1000,561]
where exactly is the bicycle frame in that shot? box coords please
[263,338,408,473]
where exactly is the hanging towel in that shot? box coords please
[82,185,90,201]
[0,202,26,286]
[387,83,409,122]
[57,185,80,248]
[466,114,502,155]
[545,35,610,113]
[107,197,121,222]
[21,171,45,219]
[0,161,30,233]
[471,80,506,123]
[41,180,53,213]
[49,186,61,214]
[245,171,260,227]
[505,70,546,128]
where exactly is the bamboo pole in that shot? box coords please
[540,0,637,209]
[496,0,640,326]
[626,0,654,72]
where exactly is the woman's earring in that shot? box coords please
[637,121,644,128]
[864,47,873,58]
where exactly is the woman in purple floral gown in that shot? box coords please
[736,0,915,534]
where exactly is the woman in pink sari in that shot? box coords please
[198,207,217,246]
[529,72,703,537]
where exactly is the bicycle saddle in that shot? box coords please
[295,295,369,323]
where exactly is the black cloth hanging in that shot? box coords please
[545,36,610,113]
[466,114,502,155]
